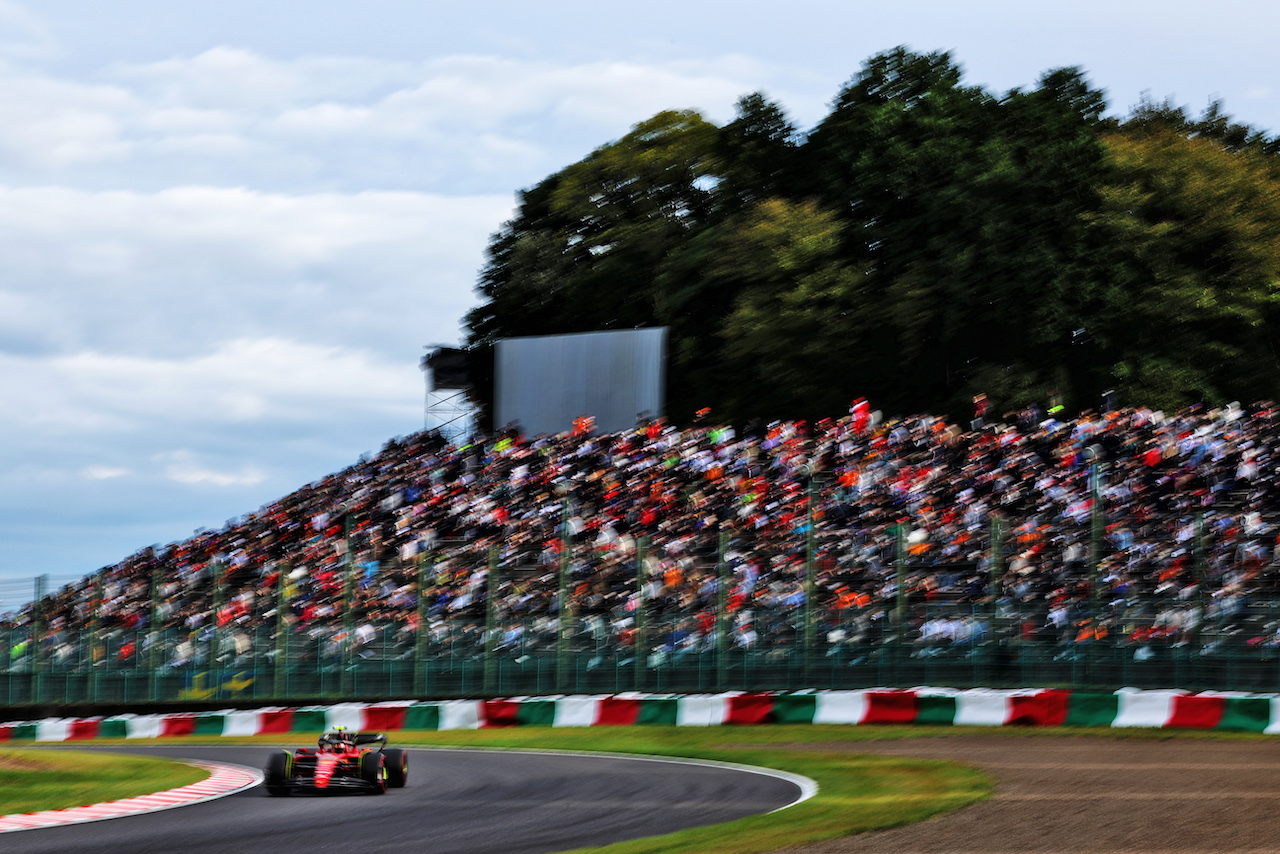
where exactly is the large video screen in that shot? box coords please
[495,328,666,437]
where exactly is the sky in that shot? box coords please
[2,0,1278,610]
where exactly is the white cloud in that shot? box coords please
[0,48,804,193]
[0,0,55,60]
[111,47,418,111]
[2,337,423,440]
[156,450,267,488]
[0,73,134,166]
[0,183,513,359]
[82,465,129,480]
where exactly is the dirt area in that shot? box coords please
[0,751,48,771]
[774,735,1280,854]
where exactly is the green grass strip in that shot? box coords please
[0,749,209,816]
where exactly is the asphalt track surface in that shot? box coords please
[4,745,804,854]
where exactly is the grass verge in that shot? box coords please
[314,725,991,853]
[0,749,209,815]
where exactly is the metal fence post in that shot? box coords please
[274,562,288,698]
[415,551,432,697]
[149,559,162,702]
[1087,446,1106,669]
[342,509,355,699]
[210,561,223,702]
[803,469,817,683]
[895,523,907,661]
[32,575,46,705]
[484,544,499,695]
[91,571,104,705]
[989,513,1004,676]
[556,484,571,692]
[634,535,648,691]
[1195,513,1207,650]
[716,528,729,691]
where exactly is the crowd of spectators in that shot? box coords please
[7,398,1280,671]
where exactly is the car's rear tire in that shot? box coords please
[383,748,407,788]
[265,751,292,797]
[360,751,386,794]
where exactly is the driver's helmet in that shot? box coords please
[322,726,352,750]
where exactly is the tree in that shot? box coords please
[1087,126,1280,409]
[802,51,1111,416]
[463,49,1280,432]
[714,199,874,420]
[464,111,721,423]
[467,109,719,342]
[711,92,800,215]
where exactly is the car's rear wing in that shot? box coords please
[355,732,387,747]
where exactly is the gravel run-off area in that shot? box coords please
[774,735,1280,854]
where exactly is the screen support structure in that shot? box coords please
[420,349,476,445]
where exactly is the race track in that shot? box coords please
[4,746,803,854]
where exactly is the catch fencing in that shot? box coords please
[5,597,1280,707]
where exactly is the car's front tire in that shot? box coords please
[265,751,292,797]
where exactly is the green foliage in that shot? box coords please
[711,92,800,215]
[715,199,874,420]
[466,110,719,346]
[800,54,1111,417]
[464,47,1280,428]
[1088,127,1280,408]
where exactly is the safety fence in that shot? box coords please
[6,596,1280,707]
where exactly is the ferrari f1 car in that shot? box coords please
[264,727,408,795]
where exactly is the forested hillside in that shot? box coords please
[465,48,1280,427]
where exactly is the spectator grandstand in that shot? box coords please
[4,400,1280,699]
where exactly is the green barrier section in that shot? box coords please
[403,704,440,731]
[9,723,37,740]
[289,709,329,732]
[1217,697,1272,733]
[772,693,818,723]
[915,695,958,725]
[635,699,678,725]
[193,715,227,736]
[1063,692,1119,727]
[98,719,129,739]
[516,700,557,727]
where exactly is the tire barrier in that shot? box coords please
[4,687,1279,741]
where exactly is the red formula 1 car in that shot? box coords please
[264,727,408,796]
